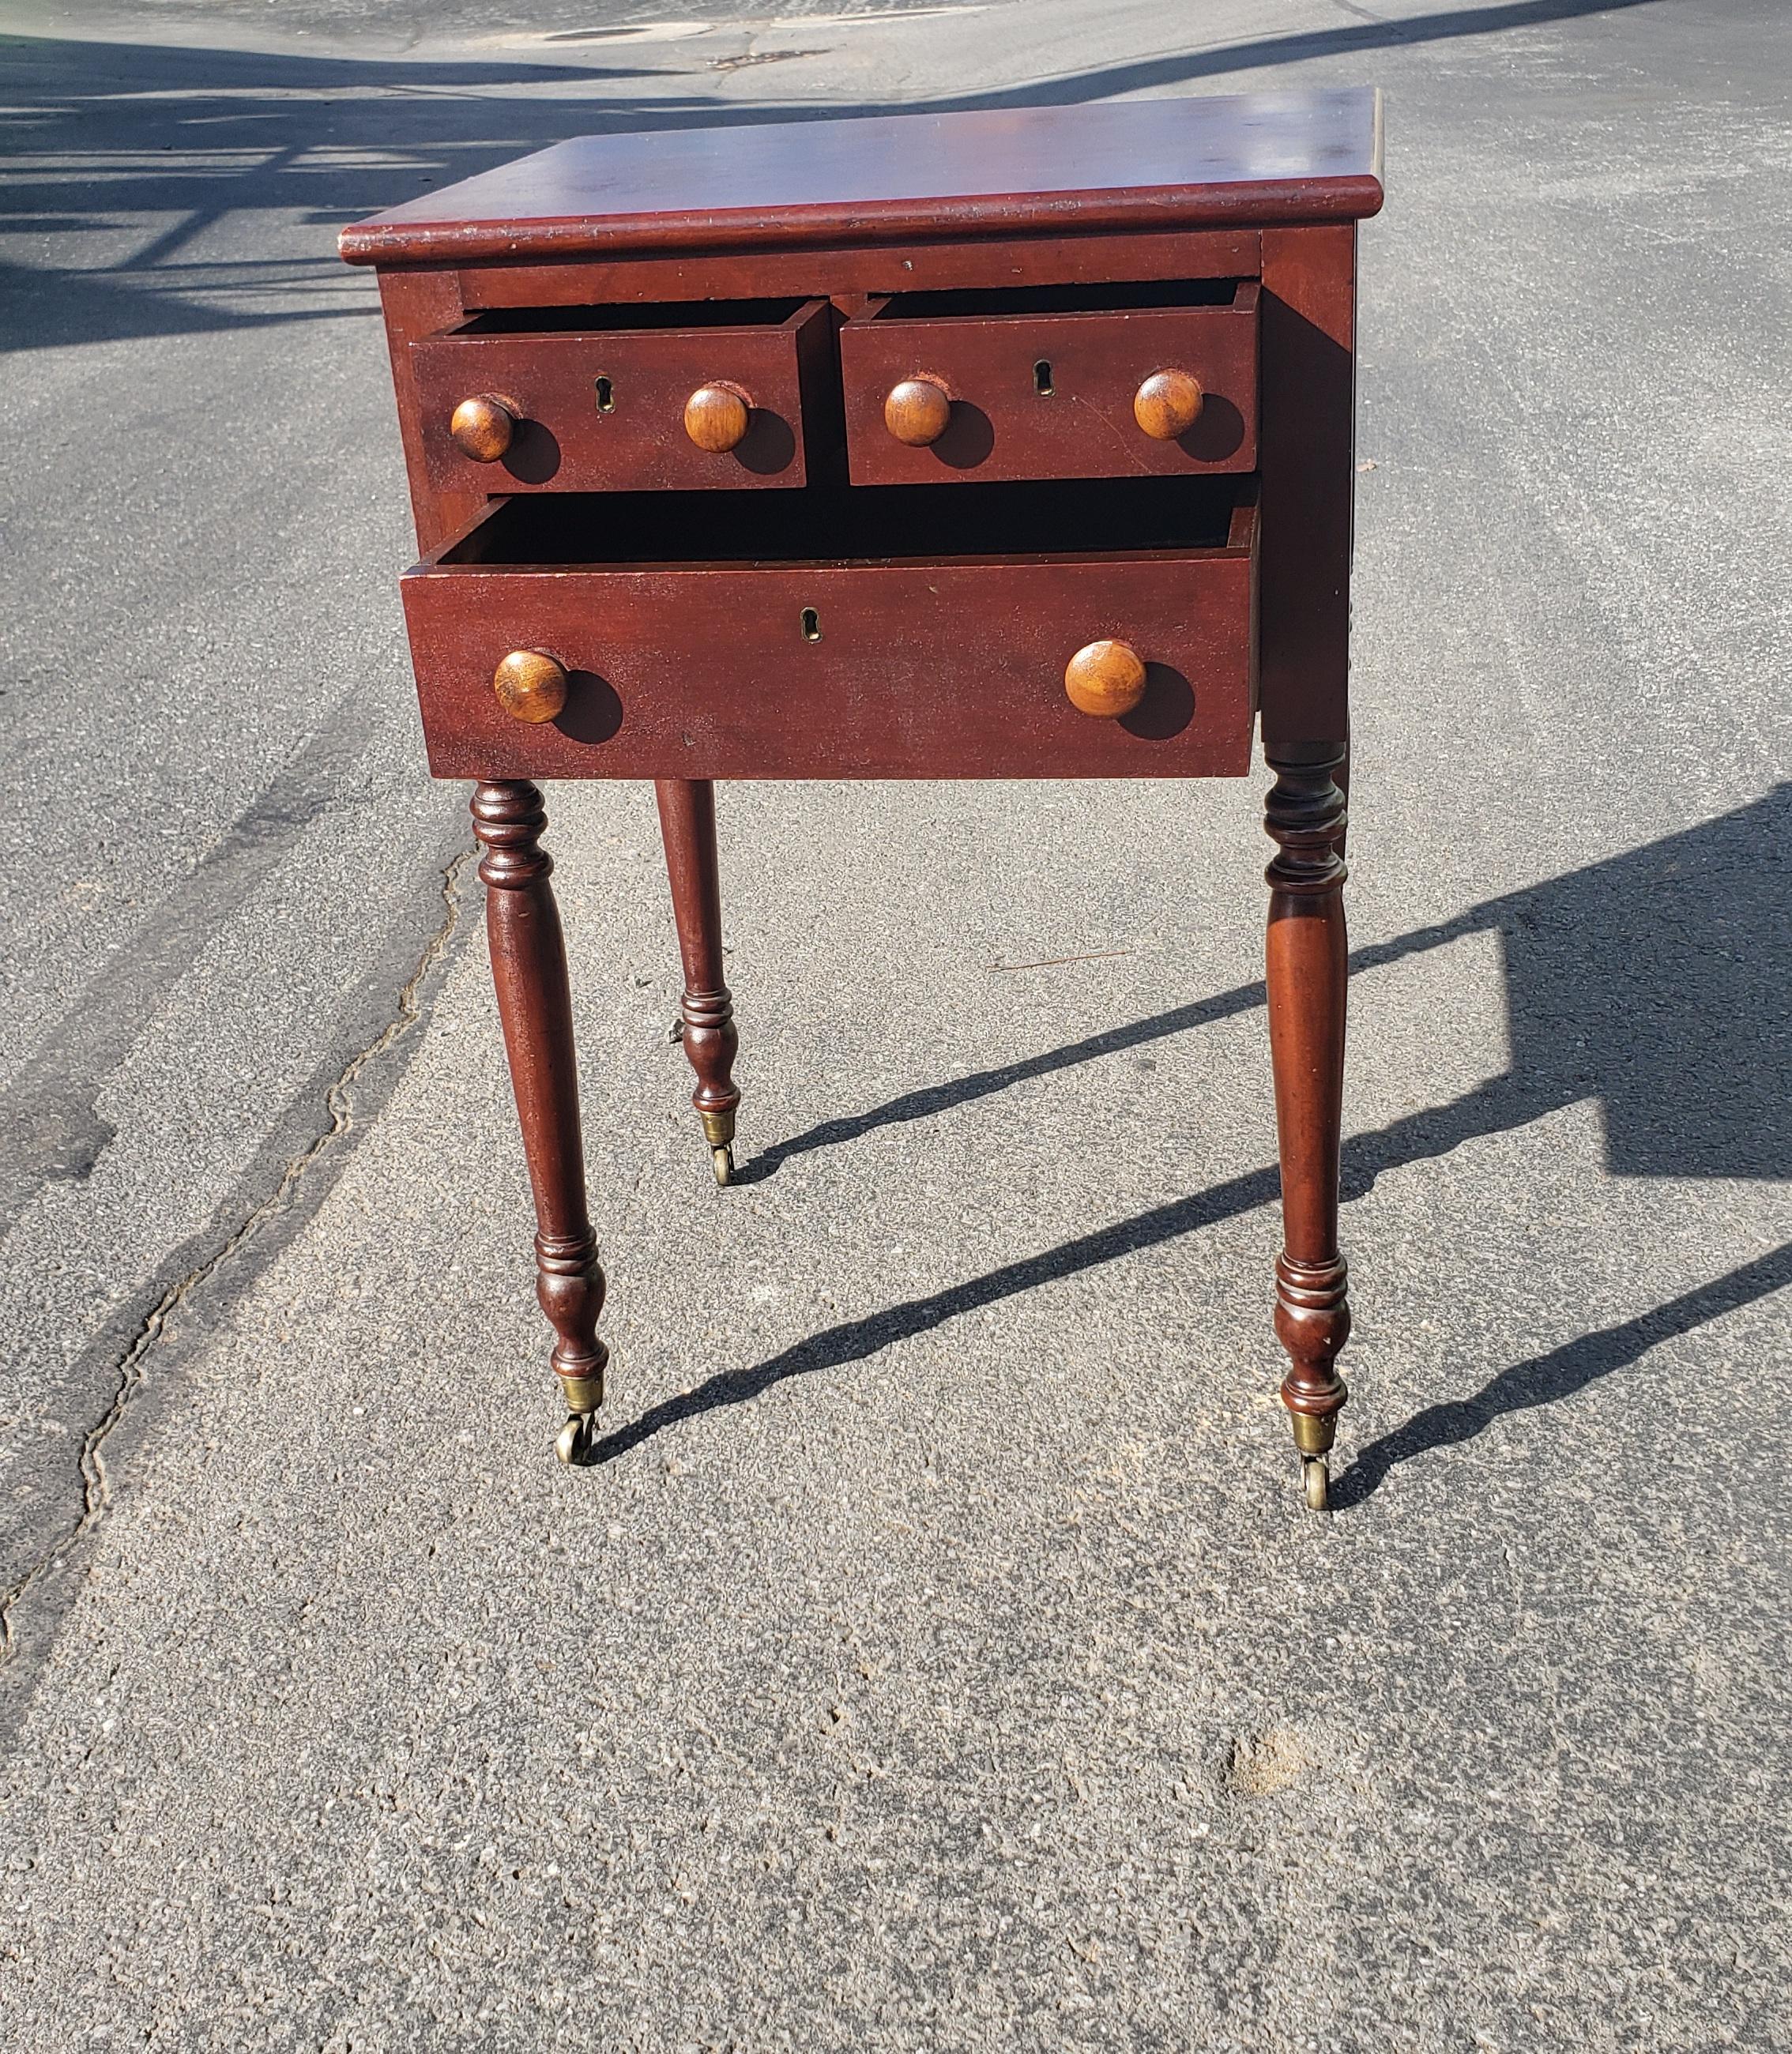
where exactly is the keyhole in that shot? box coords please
[1033,359,1055,397]
[594,375,615,412]
[800,607,823,643]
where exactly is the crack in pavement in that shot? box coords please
[0,716,385,1239]
[0,845,476,1666]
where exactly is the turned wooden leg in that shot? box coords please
[653,777,741,1187]
[1263,745,1352,1510]
[472,781,608,1465]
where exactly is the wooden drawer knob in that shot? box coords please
[1133,369,1204,440]
[884,375,952,446]
[683,382,753,453]
[1064,639,1147,718]
[493,649,569,724]
[450,393,518,462]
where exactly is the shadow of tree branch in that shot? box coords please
[4,0,1670,349]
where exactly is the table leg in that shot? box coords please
[472,780,608,1465]
[654,777,742,1187]
[1263,745,1353,1511]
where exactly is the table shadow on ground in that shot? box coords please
[596,784,1792,1500]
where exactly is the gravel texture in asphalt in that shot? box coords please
[0,0,1788,2046]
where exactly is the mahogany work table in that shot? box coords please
[341,89,1384,1510]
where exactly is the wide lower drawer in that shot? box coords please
[839,280,1259,486]
[409,298,830,494]
[400,482,1257,781]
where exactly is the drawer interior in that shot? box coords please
[431,476,1251,570]
[866,277,1248,319]
[442,297,811,336]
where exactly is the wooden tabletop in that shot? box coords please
[339,88,1383,267]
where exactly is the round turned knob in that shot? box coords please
[884,375,952,447]
[683,382,753,453]
[1064,639,1148,719]
[492,649,568,724]
[1133,368,1204,441]
[450,393,518,463]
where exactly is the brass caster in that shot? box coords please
[1301,1456,1331,1513]
[711,1143,735,1187]
[555,1410,598,1466]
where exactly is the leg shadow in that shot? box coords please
[606,789,1791,1479]
[729,978,1268,1186]
[1332,1242,1792,1507]
[593,1157,1281,1463]
[595,1074,1556,1465]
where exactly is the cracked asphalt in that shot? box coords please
[2,0,1789,2046]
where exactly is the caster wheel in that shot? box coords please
[1302,1456,1331,1513]
[555,1411,597,1466]
[711,1144,735,1187]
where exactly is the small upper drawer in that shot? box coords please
[838,280,1258,486]
[409,298,831,494]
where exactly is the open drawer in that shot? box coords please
[838,280,1259,486]
[409,298,832,494]
[400,477,1258,781]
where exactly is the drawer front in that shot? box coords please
[401,524,1256,782]
[839,289,1258,486]
[410,301,829,494]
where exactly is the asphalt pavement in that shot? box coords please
[1,0,1789,2046]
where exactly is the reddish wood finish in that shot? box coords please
[453,228,1261,311]
[841,287,1257,484]
[1263,750,1352,1450]
[401,510,1258,781]
[1257,224,1357,749]
[339,92,1382,267]
[471,781,608,1411]
[346,89,1381,1494]
[412,301,826,495]
[375,266,483,556]
[654,778,741,1145]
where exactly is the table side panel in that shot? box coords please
[377,267,480,559]
[1257,222,1356,747]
